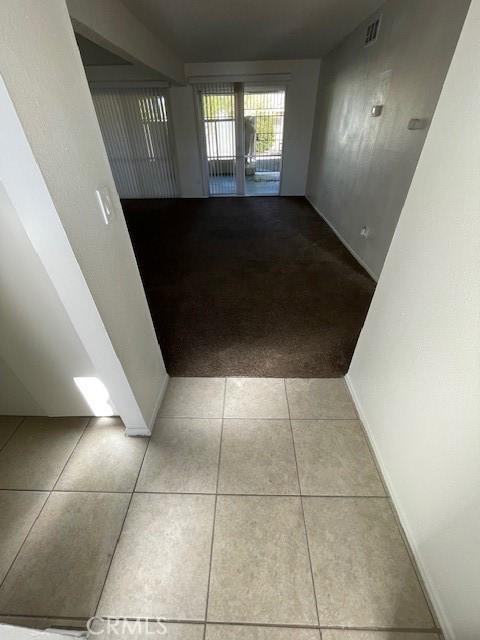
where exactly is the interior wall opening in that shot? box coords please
[72,35,375,379]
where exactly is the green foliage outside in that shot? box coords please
[245,94,277,154]
[202,94,234,119]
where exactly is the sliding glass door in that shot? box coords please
[198,83,286,197]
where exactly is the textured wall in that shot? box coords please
[175,60,321,197]
[307,0,470,279]
[67,0,184,83]
[0,185,94,415]
[0,0,167,426]
[348,0,480,635]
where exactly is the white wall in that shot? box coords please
[66,0,184,84]
[0,359,43,416]
[0,0,167,430]
[174,59,321,197]
[0,184,94,416]
[306,0,470,279]
[84,64,166,84]
[169,85,206,198]
[347,1,480,636]
[75,58,320,198]
[0,73,154,431]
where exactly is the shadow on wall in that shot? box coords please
[0,184,93,416]
[306,0,471,279]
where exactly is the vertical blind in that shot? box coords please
[91,86,177,198]
[198,82,237,195]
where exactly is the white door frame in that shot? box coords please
[195,79,287,198]
[234,82,246,195]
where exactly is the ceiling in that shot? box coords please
[121,0,385,62]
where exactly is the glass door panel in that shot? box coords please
[200,84,236,196]
[244,87,285,196]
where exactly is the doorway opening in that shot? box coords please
[198,82,286,197]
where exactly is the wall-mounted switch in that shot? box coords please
[371,104,383,117]
[408,118,428,130]
[96,187,114,225]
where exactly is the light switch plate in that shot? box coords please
[96,187,114,225]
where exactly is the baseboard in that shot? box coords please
[125,426,152,437]
[125,372,169,437]
[345,373,451,639]
[305,194,378,282]
[149,371,170,430]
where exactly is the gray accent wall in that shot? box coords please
[306,0,470,279]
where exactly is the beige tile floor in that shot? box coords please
[0,379,440,639]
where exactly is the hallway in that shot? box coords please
[0,378,437,636]
[123,197,375,377]
[0,0,476,635]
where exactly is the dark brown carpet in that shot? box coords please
[122,196,375,377]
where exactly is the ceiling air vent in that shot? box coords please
[364,17,381,46]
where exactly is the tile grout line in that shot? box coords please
[92,421,152,618]
[158,415,363,422]
[0,614,88,624]
[0,613,442,633]
[202,377,227,639]
[0,488,395,498]
[0,416,26,453]
[51,417,92,491]
[0,417,92,595]
[0,384,440,634]
[131,491,386,498]
[206,619,441,633]
[353,400,440,629]
[0,492,49,594]
[384,496,441,631]
[283,378,322,638]
[355,411,390,499]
